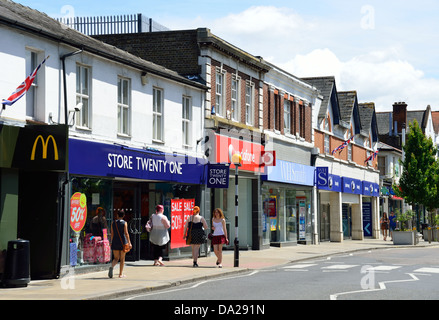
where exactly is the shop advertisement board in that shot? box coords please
[262,159,315,186]
[363,202,372,237]
[206,164,229,188]
[69,139,206,184]
[342,177,362,195]
[170,199,195,249]
[0,123,67,171]
[70,192,87,232]
[215,134,264,172]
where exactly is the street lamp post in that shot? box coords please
[231,153,242,267]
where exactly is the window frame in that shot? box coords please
[215,69,226,117]
[245,81,254,125]
[182,95,192,147]
[284,99,291,134]
[117,76,131,136]
[75,64,91,129]
[153,87,164,142]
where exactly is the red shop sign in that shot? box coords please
[215,134,264,172]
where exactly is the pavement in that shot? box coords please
[1,238,438,300]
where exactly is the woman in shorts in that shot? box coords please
[211,208,228,268]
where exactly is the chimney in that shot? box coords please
[392,102,407,135]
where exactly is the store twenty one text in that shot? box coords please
[107,153,182,175]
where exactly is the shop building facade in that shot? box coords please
[304,77,380,242]
[0,1,208,279]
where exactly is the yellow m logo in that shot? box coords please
[30,135,59,160]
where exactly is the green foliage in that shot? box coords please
[394,119,439,211]
[395,209,414,231]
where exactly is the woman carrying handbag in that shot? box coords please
[183,206,208,267]
[109,209,132,278]
[148,205,170,266]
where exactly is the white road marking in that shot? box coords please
[330,273,420,300]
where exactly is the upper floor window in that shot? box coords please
[324,134,330,154]
[245,82,254,125]
[76,64,91,128]
[117,77,131,136]
[25,50,39,118]
[284,99,291,134]
[215,71,225,117]
[182,95,192,147]
[153,87,164,142]
[231,77,239,121]
[348,144,352,161]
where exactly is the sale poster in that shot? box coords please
[170,199,195,249]
[70,192,87,232]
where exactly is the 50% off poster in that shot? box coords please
[70,192,87,232]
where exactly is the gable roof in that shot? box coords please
[0,0,207,90]
[338,91,361,135]
[302,76,345,128]
[359,102,378,142]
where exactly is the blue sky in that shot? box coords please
[15,0,439,112]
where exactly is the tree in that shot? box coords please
[394,119,439,219]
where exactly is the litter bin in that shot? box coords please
[2,239,30,288]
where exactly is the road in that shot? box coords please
[124,246,439,301]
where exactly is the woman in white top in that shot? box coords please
[211,208,228,268]
[148,205,170,266]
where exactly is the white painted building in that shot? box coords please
[0,0,208,278]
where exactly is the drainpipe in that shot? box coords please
[56,49,82,277]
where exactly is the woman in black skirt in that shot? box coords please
[109,209,132,278]
[183,206,208,267]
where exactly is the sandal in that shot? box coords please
[119,274,126,278]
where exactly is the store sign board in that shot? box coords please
[362,181,379,197]
[0,124,67,171]
[316,174,342,192]
[70,192,87,232]
[206,164,229,188]
[215,134,264,172]
[316,167,329,187]
[69,139,206,184]
[170,199,194,249]
[262,159,315,186]
[342,177,362,195]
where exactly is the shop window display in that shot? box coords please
[70,177,113,267]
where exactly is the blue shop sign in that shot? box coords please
[342,177,362,194]
[206,164,229,188]
[316,174,342,192]
[69,139,206,184]
[262,159,315,186]
[315,167,329,187]
[362,181,380,197]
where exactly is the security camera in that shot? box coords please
[74,102,83,112]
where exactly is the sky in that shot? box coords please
[14,0,439,112]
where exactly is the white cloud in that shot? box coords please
[164,4,439,112]
[275,48,439,112]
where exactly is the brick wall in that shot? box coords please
[94,30,201,76]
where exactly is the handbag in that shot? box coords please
[114,220,130,253]
[208,232,213,240]
[145,218,152,232]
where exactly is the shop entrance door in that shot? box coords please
[113,185,141,261]
[342,203,352,239]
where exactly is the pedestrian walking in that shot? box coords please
[380,212,390,241]
[211,208,228,268]
[183,206,208,267]
[389,211,397,241]
[148,205,170,266]
[109,209,132,278]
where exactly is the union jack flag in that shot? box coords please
[365,149,379,163]
[2,55,50,106]
[332,135,354,155]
